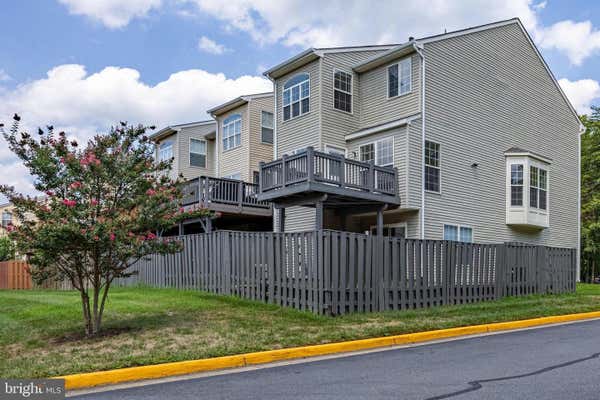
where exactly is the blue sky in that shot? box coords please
[1,0,600,194]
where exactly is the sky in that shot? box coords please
[1,0,600,196]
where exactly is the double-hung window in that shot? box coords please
[261,111,274,144]
[510,164,524,206]
[443,224,473,243]
[189,138,206,168]
[283,73,309,121]
[158,141,173,162]
[222,114,241,151]
[333,70,352,113]
[359,137,393,166]
[425,140,440,193]
[529,166,547,210]
[388,57,412,98]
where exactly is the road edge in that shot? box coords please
[57,310,600,390]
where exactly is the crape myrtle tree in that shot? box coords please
[0,115,211,336]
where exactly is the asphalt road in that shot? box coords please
[73,319,600,400]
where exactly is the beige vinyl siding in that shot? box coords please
[218,105,250,181]
[176,123,216,180]
[359,52,421,129]
[248,96,275,179]
[320,50,385,150]
[422,22,579,248]
[349,209,420,238]
[346,125,409,208]
[275,60,322,231]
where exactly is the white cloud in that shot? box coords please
[184,0,540,48]
[0,70,11,82]
[536,20,600,66]
[58,0,162,29]
[558,78,600,116]
[0,64,271,195]
[197,36,229,55]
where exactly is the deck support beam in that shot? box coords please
[376,204,388,236]
[278,208,285,233]
[315,201,324,231]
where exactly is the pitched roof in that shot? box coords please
[263,45,398,79]
[504,147,552,163]
[207,92,273,116]
[150,120,215,141]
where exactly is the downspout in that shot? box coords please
[414,41,426,240]
[211,113,219,177]
[577,123,584,281]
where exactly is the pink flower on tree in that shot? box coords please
[146,232,157,240]
[90,198,98,206]
[146,188,156,196]
[62,199,77,207]
[70,181,82,189]
[109,232,116,241]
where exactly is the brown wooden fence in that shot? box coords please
[0,260,32,289]
[120,230,577,315]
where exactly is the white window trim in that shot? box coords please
[529,165,548,211]
[332,68,353,114]
[260,110,274,145]
[324,144,347,156]
[509,163,525,208]
[358,136,394,167]
[369,222,408,238]
[158,140,174,162]
[386,57,412,100]
[282,72,310,123]
[189,137,207,169]
[424,140,441,194]
[222,114,242,152]
[505,156,550,215]
[443,223,474,243]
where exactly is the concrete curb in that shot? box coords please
[57,310,600,390]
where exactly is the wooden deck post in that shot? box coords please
[315,201,324,231]
[282,154,288,187]
[376,206,384,236]
[278,207,285,233]
[307,147,315,182]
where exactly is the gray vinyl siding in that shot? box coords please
[320,50,386,150]
[406,118,423,210]
[218,104,250,180]
[359,52,421,129]
[345,125,409,208]
[422,22,580,248]
[248,96,275,179]
[176,123,216,180]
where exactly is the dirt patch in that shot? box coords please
[50,326,139,344]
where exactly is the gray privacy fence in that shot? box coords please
[118,230,576,315]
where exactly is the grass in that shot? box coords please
[1,284,600,378]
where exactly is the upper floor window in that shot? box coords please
[283,73,309,121]
[261,111,274,144]
[333,70,352,113]
[425,140,440,193]
[158,141,173,162]
[529,166,547,210]
[1,211,12,228]
[359,137,393,166]
[190,138,206,168]
[222,114,242,151]
[444,224,473,243]
[388,58,412,98]
[510,164,524,206]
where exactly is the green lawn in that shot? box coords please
[1,284,600,378]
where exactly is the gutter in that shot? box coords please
[414,41,426,240]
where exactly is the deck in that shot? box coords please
[182,176,272,217]
[257,147,400,207]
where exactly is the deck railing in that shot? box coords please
[259,147,397,196]
[182,176,271,209]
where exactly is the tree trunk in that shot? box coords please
[80,290,92,336]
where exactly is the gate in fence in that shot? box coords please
[120,230,576,315]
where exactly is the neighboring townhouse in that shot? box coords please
[258,18,581,272]
[0,202,14,237]
[152,93,275,233]
[207,92,275,183]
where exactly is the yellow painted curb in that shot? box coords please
[57,310,600,390]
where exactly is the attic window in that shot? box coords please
[333,70,352,113]
[283,73,309,121]
[388,57,412,98]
